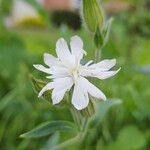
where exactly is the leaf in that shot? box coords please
[94,27,104,48]
[103,17,114,45]
[53,132,85,150]
[42,132,60,150]
[30,75,52,103]
[0,90,17,112]
[20,121,77,138]
[90,99,122,127]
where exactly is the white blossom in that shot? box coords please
[34,36,120,110]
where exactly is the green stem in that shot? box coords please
[94,45,104,63]
[68,88,91,132]
[70,107,82,131]
[53,132,86,150]
[82,117,88,131]
[93,47,102,85]
[67,91,83,131]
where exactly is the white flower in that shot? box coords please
[33,36,120,110]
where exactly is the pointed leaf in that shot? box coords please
[103,17,114,45]
[53,133,85,150]
[43,132,60,150]
[0,90,17,112]
[20,121,77,138]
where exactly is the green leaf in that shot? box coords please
[103,17,114,45]
[53,132,85,150]
[30,75,52,103]
[20,121,77,138]
[42,132,60,150]
[94,27,104,48]
[0,90,17,112]
[90,99,122,127]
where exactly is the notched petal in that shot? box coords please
[96,67,121,80]
[90,59,116,70]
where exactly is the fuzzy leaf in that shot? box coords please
[43,132,60,150]
[20,121,77,138]
[53,133,85,150]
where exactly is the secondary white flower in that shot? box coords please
[33,36,120,110]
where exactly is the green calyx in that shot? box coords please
[83,0,104,32]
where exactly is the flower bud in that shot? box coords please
[82,0,104,32]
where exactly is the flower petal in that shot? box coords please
[95,68,121,79]
[44,53,59,66]
[80,65,120,80]
[52,77,73,104]
[33,64,51,74]
[56,38,71,61]
[89,59,116,71]
[81,77,106,101]
[70,36,85,61]
[52,90,66,105]
[84,60,93,67]
[38,82,54,97]
[48,66,69,79]
[72,78,89,110]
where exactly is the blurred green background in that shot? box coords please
[0,0,150,149]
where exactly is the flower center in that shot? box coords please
[69,67,80,82]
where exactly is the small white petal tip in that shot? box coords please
[71,35,81,40]
[73,104,88,111]
[103,96,107,101]
[38,94,41,98]
[44,53,49,57]
[33,64,38,68]
[33,64,42,70]
[116,67,121,73]
[112,59,116,63]
[83,50,87,55]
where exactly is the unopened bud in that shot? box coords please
[82,0,104,32]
